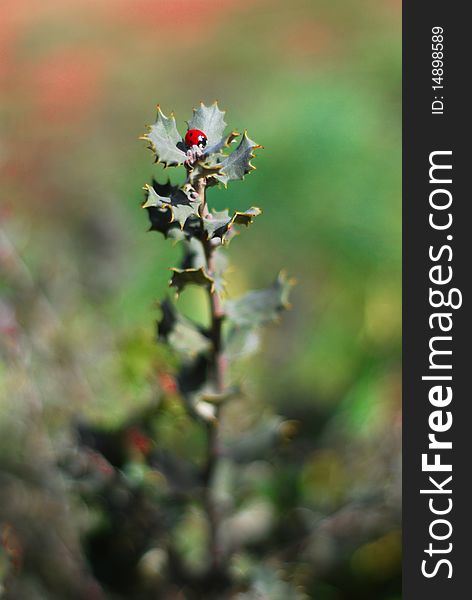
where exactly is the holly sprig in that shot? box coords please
[140,101,294,584]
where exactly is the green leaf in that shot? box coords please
[212,249,229,295]
[224,273,292,361]
[144,179,190,238]
[187,101,227,147]
[180,237,207,270]
[143,183,201,229]
[202,210,232,239]
[145,201,176,237]
[203,207,262,242]
[149,178,179,197]
[232,206,262,227]
[215,131,261,185]
[142,106,186,167]
[177,239,229,295]
[169,267,214,295]
[224,326,260,360]
[204,130,240,156]
[225,272,294,328]
[158,299,211,358]
[175,355,216,423]
[189,160,224,186]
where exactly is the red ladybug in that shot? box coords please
[185,129,207,149]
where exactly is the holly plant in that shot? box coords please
[137,102,295,598]
[141,102,292,415]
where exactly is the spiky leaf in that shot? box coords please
[204,130,240,156]
[169,267,214,295]
[187,101,227,147]
[203,207,262,242]
[225,272,293,328]
[189,160,224,185]
[145,202,177,237]
[177,239,229,295]
[180,237,207,270]
[158,299,211,358]
[212,249,229,295]
[143,184,200,229]
[144,179,188,238]
[149,178,179,197]
[142,107,186,167]
[224,326,260,360]
[202,210,232,240]
[215,131,261,185]
[232,207,262,227]
[176,355,216,422]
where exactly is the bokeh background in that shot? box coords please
[1,0,401,598]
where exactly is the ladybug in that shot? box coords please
[185,129,208,149]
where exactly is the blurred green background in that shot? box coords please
[1,0,401,598]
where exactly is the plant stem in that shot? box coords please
[205,258,225,573]
[197,178,226,573]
